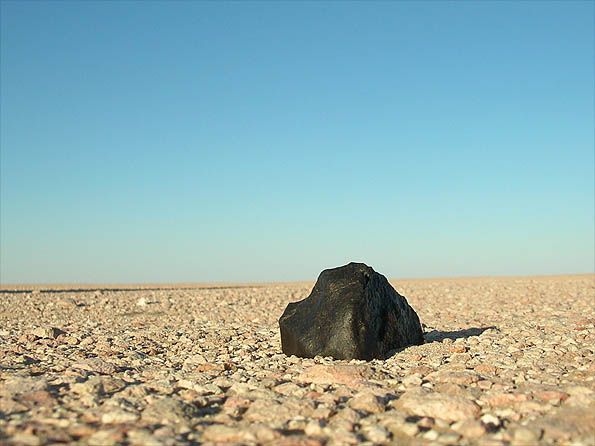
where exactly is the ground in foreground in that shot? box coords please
[1,275,594,445]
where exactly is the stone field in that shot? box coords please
[0,275,594,445]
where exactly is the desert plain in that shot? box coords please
[0,275,594,446]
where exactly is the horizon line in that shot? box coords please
[1,272,593,293]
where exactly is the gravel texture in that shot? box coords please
[1,275,594,446]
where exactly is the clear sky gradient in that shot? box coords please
[1,1,593,284]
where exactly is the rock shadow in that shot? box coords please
[423,326,498,343]
[384,326,497,359]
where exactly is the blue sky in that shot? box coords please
[1,1,593,283]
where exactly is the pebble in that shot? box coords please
[402,374,423,387]
[397,422,419,437]
[422,429,440,440]
[101,409,140,424]
[10,433,41,446]
[452,419,486,438]
[30,326,65,339]
[296,364,372,387]
[426,369,480,385]
[480,413,501,428]
[201,424,255,443]
[127,429,164,446]
[73,357,118,375]
[395,388,481,422]
[141,397,195,425]
[361,424,390,443]
[348,391,384,413]
[87,429,123,446]
[304,419,325,436]
[512,426,542,444]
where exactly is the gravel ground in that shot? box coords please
[1,275,594,446]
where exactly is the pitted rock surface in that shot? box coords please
[279,263,424,360]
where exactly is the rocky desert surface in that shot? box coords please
[0,275,594,446]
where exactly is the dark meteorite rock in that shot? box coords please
[279,262,424,360]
